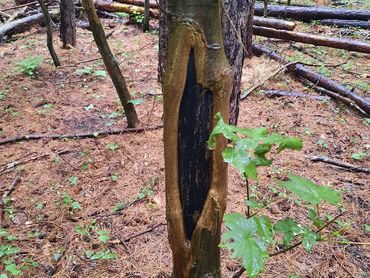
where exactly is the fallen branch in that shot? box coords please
[264,90,330,101]
[251,43,370,115]
[0,150,73,175]
[253,16,296,31]
[0,1,39,12]
[253,4,370,21]
[319,19,370,30]
[115,0,157,8]
[253,26,370,54]
[120,222,166,242]
[0,175,21,225]
[241,61,298,99]
[0,125,163,146]
[308,156,369,174]
[93,0,159,18]
[0,10,59,43]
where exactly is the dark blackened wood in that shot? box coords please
[253,26,370,54]
[252,43,370,115]
[178,49,213,240]
[60,0,76,48]
[143,0,150,31]
[320,19,370,30]
[157,0,168,83]
[254,4,370,21]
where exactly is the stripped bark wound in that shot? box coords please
[179,49,212,239]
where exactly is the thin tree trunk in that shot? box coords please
[60,0,76,48]
[143,0,150,31]
[82,0,139,127]
[163,0,231,276]
[157,0,168,83]
[253,26,370,54]
[37,0,61,67]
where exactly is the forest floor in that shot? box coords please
[0,2,369,277]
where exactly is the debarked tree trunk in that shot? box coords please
[163,0,231,277]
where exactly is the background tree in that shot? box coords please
[60,0,76,48]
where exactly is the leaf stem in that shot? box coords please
[245,176,250,218]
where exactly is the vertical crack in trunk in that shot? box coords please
[178,48,213,240]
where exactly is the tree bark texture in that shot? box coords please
[82,0,139,127]
[159,0,252,125]
[254,4,370,21]
[319,19,370,30]
[253,26,370,54]
[252,43,370,115]
[163,0,231,276]
[37,0,61,67]
[60,0,76,48]
[143,0,150,31]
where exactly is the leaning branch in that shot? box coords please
[0,125,163,146]
[308,156,369,174]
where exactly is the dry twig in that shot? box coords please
[308,156,369,174]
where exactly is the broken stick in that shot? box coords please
[308,156,369,174]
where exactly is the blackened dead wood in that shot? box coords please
[253,26,370,54]
[308,156,369,174]
[0,11,58,42]
[38,0,61,66]
[0,125,163,146]
[319,19,370,30]
[264,90,330,100]
[179,49,213,239]
[253,4,370,21]
[252,44,370,115]
[253,16,296,30]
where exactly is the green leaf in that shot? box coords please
[0,273,8,278]
[85,249,117,260]
[75,66,92,76]
[0,245,20,257]
[112,202,125,213]
[71,201,82,210]
[290,274,299,278]
[221,214,273,277]
[111,174,118,181]
[245,198,264,209]
[53,252,62,262]
[309,208,324,229]
[351,151,367,160]
[364,224,370,234]
[302,228,317,251]
[274,218,303,247]
[277,174,340,205]
[106,143,119,151]
[84,249,94,258]
[5,263,21,276]
[97,230,110,243]
[93,70,106,77]
[74,224,90,237]
[127,99,144,105]
[68,176,79,186]
[209,113,302,180]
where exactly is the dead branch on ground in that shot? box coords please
[308,156,369,174]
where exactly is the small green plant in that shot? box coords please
[75,66,106,78]
[351,151,367,160]
[15,56,44,77]
[0,90,7,101]
[36,103,53,115]
[68,176,79,186]
[106,143,119,151]
[130,10,145,24]
[209,113,342,277]
[62,193,82,210]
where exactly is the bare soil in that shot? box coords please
[0,4,369,278]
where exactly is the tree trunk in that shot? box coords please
[254,4,370,21]
[60,0,76,48]
[142,0,149,31]
[37,0,61,67]
[82,0,139,127]
[159,0,252,125]
[253,26,370,54]
[163,0,231,276]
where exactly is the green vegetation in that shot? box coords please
[15,56,44,77]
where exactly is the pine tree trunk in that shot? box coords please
[159,0,253,125]
[163,0,231,276]
[60,0,76,48]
